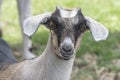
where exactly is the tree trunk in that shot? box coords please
[17,0,36,59]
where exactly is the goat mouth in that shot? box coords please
[61,55,73,60]
[60,48,74,60]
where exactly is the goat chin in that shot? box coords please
[0,34,75,80]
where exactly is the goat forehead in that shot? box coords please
[62,19,76,29]
[59,8,78,18]
[51,8,85,27]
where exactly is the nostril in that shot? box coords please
[62,45,72,52]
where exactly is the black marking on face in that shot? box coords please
[47,8,87,47]
[73,11,87,44]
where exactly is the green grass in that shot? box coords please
[1,0,120,67]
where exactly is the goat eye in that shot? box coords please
[75,24,86,33]
[75,20,87,32]
[75,24,81,30]
[49,21,57,30]
[79,24,86,32]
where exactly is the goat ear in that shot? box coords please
[85,16,109,41]
[23,12,51,37]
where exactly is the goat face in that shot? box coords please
[23,7,109,60]
[46,7,87,60]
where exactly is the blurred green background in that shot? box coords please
[1,0,120,69]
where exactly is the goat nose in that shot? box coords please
[62,44,72,52]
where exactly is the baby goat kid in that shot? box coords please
[0,7,109,80]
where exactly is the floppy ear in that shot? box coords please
[23,12,51,37]
[85,16,109,41]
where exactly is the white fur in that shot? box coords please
[59,9,78,18]
[85,16,109,41]
[60,37,74,51]
[23,12,51,36]
[63,37,72,44]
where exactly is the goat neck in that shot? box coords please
[35,34,75,80]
